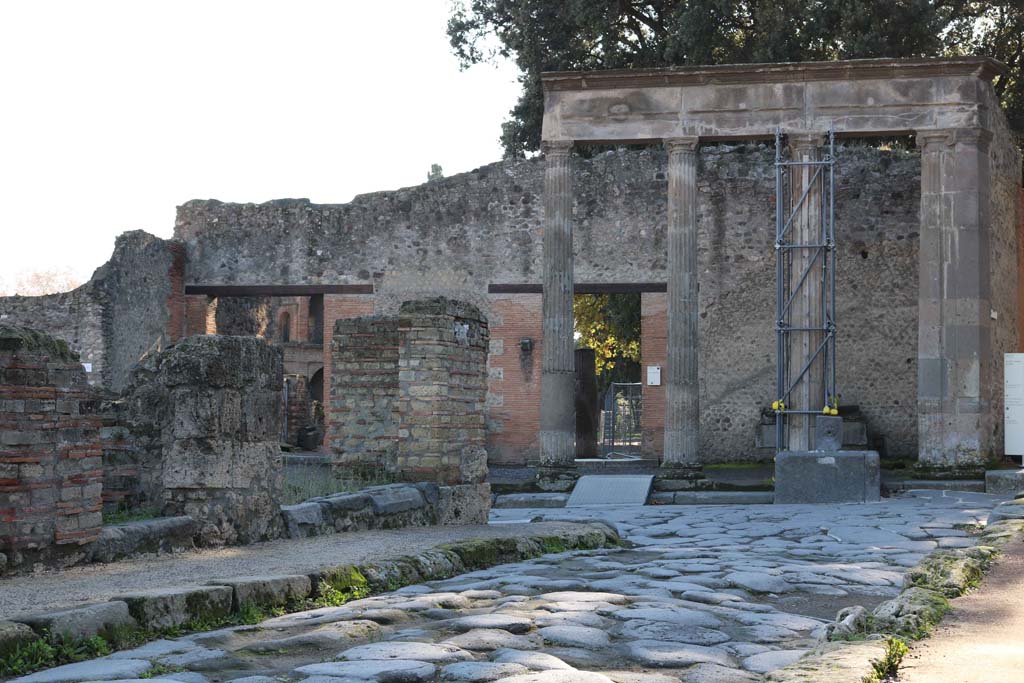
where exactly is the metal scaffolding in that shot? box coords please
[774,129,838,451]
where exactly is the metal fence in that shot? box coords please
[599,382,643,458]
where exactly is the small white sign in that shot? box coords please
[647,365,661,386]
[1005,353,1024,455]
[82,363,93,373]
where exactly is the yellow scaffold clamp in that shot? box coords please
[822,398,839,416]
[772,400,786,412]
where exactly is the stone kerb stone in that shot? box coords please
[124,335,284,546]
[0,324,103,572]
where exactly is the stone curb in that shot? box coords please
[767,517,1024,682]
[1,522,619,666]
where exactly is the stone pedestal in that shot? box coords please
[774,450,880,504]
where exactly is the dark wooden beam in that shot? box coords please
[184,284,374,296]
[488,282,667,294]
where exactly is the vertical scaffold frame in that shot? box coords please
[774,129,837,452]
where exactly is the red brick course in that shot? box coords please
[641,292,666,459]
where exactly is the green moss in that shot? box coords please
[311,565,370,607]
[0,324,78,361]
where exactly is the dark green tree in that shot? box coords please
[448,1,1023,158]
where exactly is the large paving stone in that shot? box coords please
[338,641,473,663]
[742,649,808,673]
[492,671,616,683]
[10,658,152,683]
[625,640,734,668]
[115,586,233,630]
[612,607,723,628]
[295,659,436,681]
[492,649,575,671]
[679,663,762,683]
[451,614,533,634]
[536,625,611,649]
[616,620,730,645]
[724,571,792,594]
[539,592,629,605]
[446,628,540,651]
[441,662,531,681]
[15,602,137,640]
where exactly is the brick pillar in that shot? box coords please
[322,294,375,448]
[916,128,994,468]
[538,140,578,491]
[396,298,489,484]
[641,292,667,459]
[1,325,102,571]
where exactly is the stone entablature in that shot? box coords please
[541,57,1006,142]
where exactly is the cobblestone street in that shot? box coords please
[10,490,1004,683]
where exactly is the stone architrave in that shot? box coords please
[538,140,578,491]
[661,136,703,478]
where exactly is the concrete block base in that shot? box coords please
[985,469,1024,496]
[774,450,880,504]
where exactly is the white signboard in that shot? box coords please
[647,365,661,386]
[1005,353,1024,455]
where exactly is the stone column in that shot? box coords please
[785,133,825,451]
[661,137,704,480]
[916,128,993,470]
[537,140,577,491]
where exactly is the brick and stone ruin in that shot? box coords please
[2,57,1023,570]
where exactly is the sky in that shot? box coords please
[0,1,521,291]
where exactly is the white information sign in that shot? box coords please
[1005,353,1024,456]
[647,365,661,386]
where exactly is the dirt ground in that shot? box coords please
[898,537,1024,683]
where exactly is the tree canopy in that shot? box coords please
[448,1,1024,158]
[575,293,642,390]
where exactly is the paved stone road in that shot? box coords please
[11,490,1002,683]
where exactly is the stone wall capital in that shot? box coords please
[664,136,699,153]
[787,132,823,151]
[916,127,993,152]
[541,140,573,156]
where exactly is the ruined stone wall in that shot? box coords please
[0,231,185,393]
[179,146,923,462]
[0,325,102,572]
[282,374,310,446]
[0,287,104,385]
[123,335,284,545]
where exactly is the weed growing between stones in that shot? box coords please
[139,663,185,678]
[870,637,909,682]
[0,632,110,677]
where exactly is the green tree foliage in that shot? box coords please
[448,1,1024,158]
[574,293,641,388]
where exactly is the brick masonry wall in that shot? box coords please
[184,295,213,336]
[486,294,543,465]
[0,325,103,571]
[328,316,400,470]
[396,298,489,484]
[99,399,145,514]
[641,293,668,457]
[283,374,310,446]
[323,294,375,441]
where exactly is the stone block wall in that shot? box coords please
[397,298,489,484]
[329,298,490,486]
[0,325,103,571]
[124,335,284,546]
[98,399,146,514]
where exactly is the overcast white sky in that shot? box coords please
[0,1,520,289]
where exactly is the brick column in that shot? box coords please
[916,128,994,468]
[538,140,578,491]
[662,137,703,478]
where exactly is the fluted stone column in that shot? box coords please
[916,128,994,470]
[785,133,825,452]
[537,140,577,491]
[661,137,703,479]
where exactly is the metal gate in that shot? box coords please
[773,129,838,451]
[600,382,643,458]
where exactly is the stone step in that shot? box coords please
[886,479,986,493]
[567,475,654,507]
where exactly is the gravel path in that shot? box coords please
[0,521,590,619]
[898,536,1024,683]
